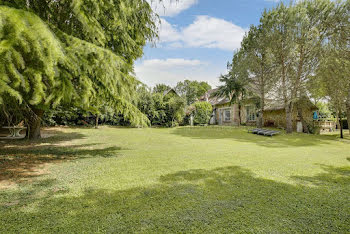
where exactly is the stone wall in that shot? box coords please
[214,104,251,126]
[213,101,316,131]
[263,109,293,129]
[215,103,239,126]
[263,107,315,130]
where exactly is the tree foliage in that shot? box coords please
[153,83,171,94]
[0,0,160,138]
[0,7,64,106]
[137,85,185,127]
[214,51,250,125]
[241,23,275,127]
[192,101,212,125]
[220,0,349,136]
[175,80,211,105]
[0,0,158,63]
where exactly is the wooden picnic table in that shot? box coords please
[2,126,26,138]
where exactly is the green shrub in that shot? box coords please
[193,102,212,125]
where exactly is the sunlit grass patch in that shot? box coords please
[0,126,349,233]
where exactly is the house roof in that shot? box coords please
[201,89,318,111]
[163,89,179,97]
[264,98,318,111]
[264,99,285,111]
[199,88,230,106]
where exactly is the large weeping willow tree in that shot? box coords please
[0,0,159,139]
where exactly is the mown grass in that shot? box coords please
[0,126,349,233]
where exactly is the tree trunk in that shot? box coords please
[347,89,350,135]
[347,109,350,135]
[26,108,44,140]
[336,115,340,130]
[258,111,263,128]
[339,111,343,139]
[281,54,293,134]
[258,91,265,128]
[285,102,293,134]
[95,114,99,129]
[297,103,309,133]
[238,103,241,126]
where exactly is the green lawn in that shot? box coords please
[0,126,349,233]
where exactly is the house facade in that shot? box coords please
[201,89,318,131]
[262,99,318,131]
[201,89,258,126]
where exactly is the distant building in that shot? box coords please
[162,89,179,98]
[200,89,318,131]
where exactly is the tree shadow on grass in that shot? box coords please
[1,165,349,233]
[292,164,350,187]
[172,126,344,148]
[0,128,87,145]
[0,129,123,185]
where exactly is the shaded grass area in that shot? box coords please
[1,166,349,233]
[0,126,349,233]
[0,129,122,185]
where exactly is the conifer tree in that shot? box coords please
[241,24,275,128]
[261,0,334,133]
[0,0,159,139]
[0,7,66,138]
[214,51,250,126]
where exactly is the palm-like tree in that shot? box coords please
[214,73,248,126]
[213,50,250,125]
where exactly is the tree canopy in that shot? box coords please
[0,0,160,138]
[218,0,349,136]
[175,80,211,105]
[0,6,64,106]
[0,0,158,63]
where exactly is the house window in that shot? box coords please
[246,106,256,121]
[224,109,231,121]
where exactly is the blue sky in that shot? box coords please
[135,0,281,88]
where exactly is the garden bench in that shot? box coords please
[248,128,260,134]
[248,128,280,137]
[257,129,271,135]
[261,130,280,136]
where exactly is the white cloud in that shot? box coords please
[142,58,203,68]
[182,16,246,51]
[147,0,198,17]
[135,58,225,87]
[168,42,183,48]
[158,16,246,51]
[158,18,182,42]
